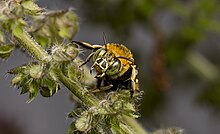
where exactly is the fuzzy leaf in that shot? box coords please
[0,30,6,43]
[124,103,136,112]
[40,86,56,97]
[49,70,58,81]
[22,0,42,15]
[58,26,71,38]
[110,117,121,134]
[11,74,23,86]
[75,112,92,132]
[67,122,76,134]
[67,64,81,81]
[21,86,29,95]
[11,22,23,37]
[64,43,79,60]
[40,78,60,97]
[68,122,85,134]
[27,81,39,103]
[0,45,14,59]
[44,78,55,92]
[56,10,78,39]
[8,65,27,74]
[68,111,78,118]
[125,112,140,119]
[18,18,28,27]
[35,35,50,48]
[64,10,78,36]
[29,64,44,79]
[119,123,135,134]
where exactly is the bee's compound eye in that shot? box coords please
[93,49,106,62]
[101,61,107,68]
[96,58,102,64]
[106,59,121,75]
[99,49,106,56]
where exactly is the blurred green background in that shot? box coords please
[1,0,220,133]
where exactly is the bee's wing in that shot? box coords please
[72,41,102,50]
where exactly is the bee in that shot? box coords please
[73,41,139,97]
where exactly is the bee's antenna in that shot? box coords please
[102,32,108,51]
[117,57,135,64]
[105,44,107,51]
[102,32,107,44]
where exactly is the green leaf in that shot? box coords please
[119,122,135,134]
[44,78,55,92]
[29,64,44,79]
[68,122,84,134]
[110,117,121,134]
[75,112,92,132]
[0,30,6,43]
[68,111,78,118]
[122,102,140,118]
[22,0,42,15]
[67,122,76,134]
[35,35,50,48]
[65,43,79,60]
[27,81,39,103]
[67,64,81,81]
[125,112,140,119]
[11,74,23,86]
[40,77,60,97]
[58,26,71,38]
[11,22,24,37]
[57,10,78,39]
[8,65,27,74]
[21,85,29,95]
[49,70,58,81]
[124,103,136,112]
[40,86,53,97]
[0,45,14,59]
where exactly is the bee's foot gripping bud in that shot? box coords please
[130,90,134,98]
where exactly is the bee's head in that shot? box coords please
[92,48,121,78]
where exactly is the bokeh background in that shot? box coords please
[1,0,220,133]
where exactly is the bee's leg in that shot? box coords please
[129,80,134,98]
[116,78,132,97]
[72,41,103,49]
[90,79,113,93]
[99,84,113,91]
[96,78,102,88]
[130,65,139,97]
[90,84,113,93]
[89,78,102,93]
[90,66,94,74]
[79,52,95,67]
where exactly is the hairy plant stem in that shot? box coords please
[14,28,148,134]
[12,26,51,62]
[55,68,100,106]
[123,116,148,134]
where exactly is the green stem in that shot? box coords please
[123,116,149,134]
[55,68,99,106]
[12,25,51,62]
